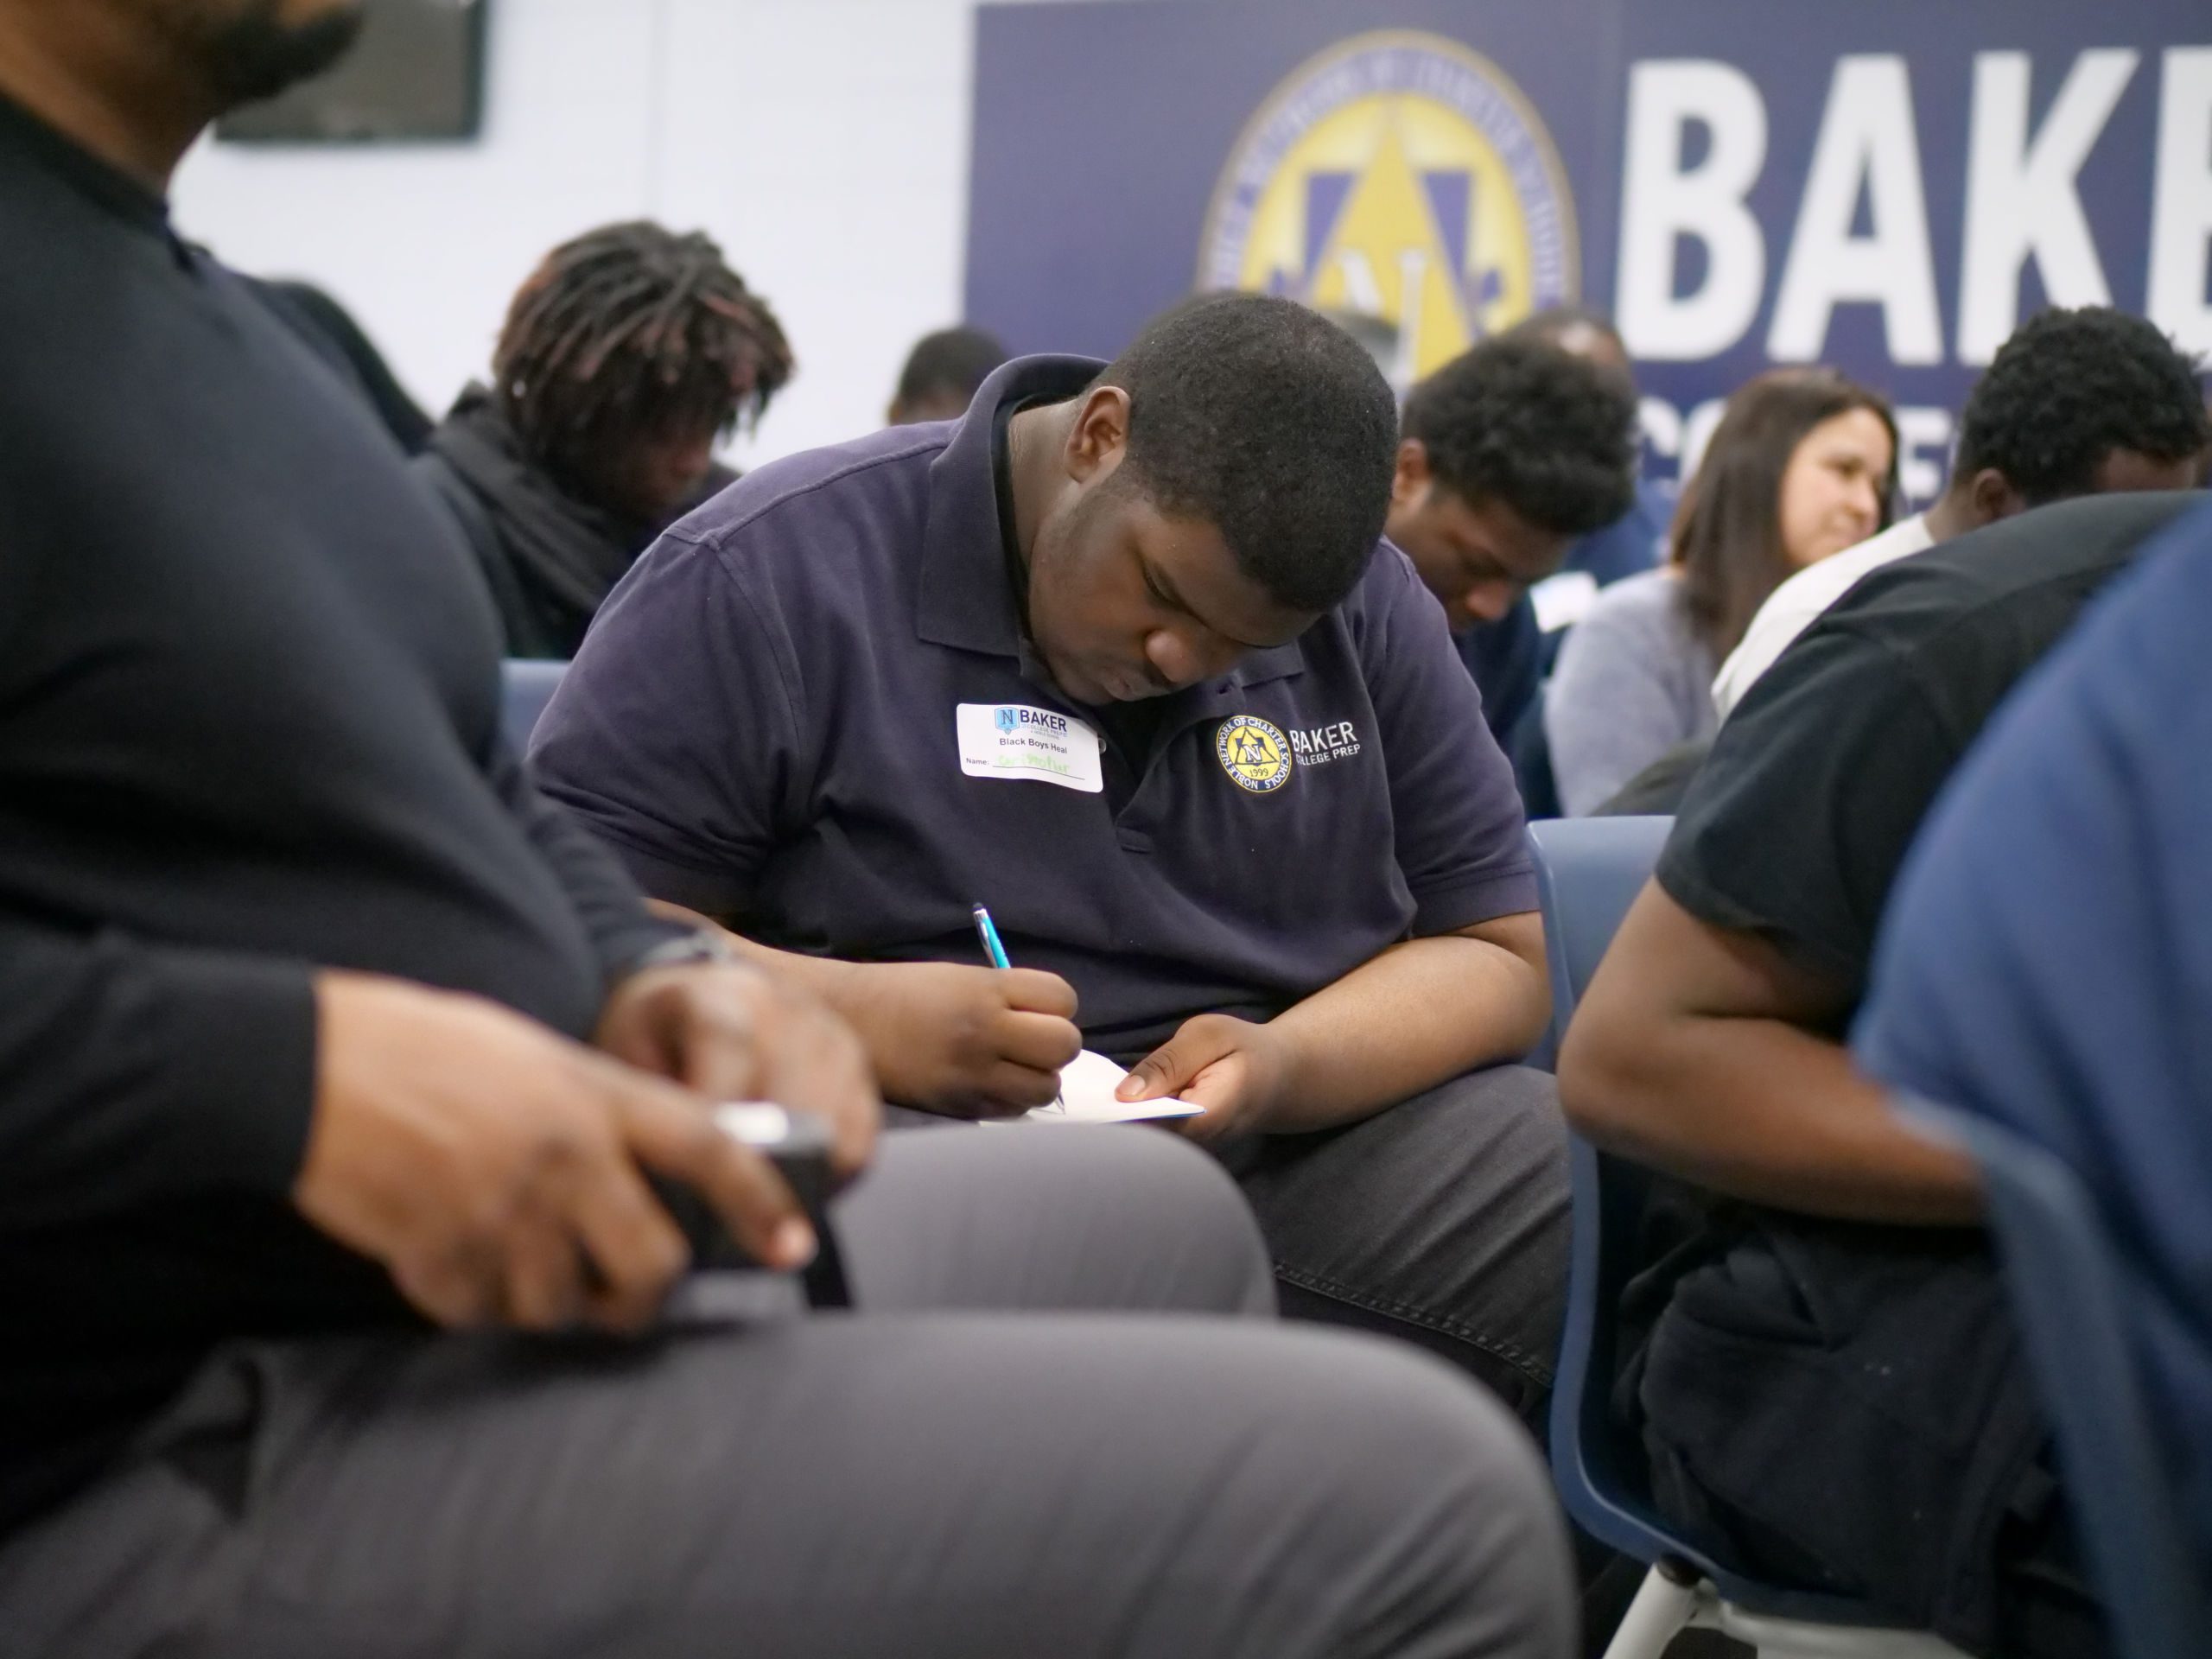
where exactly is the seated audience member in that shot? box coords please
[1449,312,1661,771]
[534,296,1571,1418]
[1387,334,1641,744]
[1503,305,1669,591]
[1713,307,2210,717]
[1544,368,1896,815]
[245,275,432,452]
[1557,490,2206,1657]
[1315,304,1401,377]
[887,324,1008,424]
[1855,499,2212,1554]
[0,8,1580,1655]
[415,221,794,659]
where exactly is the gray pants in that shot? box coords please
[1218,1065,1572,1426]
[0,1126,1573,1658]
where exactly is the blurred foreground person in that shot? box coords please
[1859,499,2212,1564]
[246,274,432,451]
[416,221,793,658]
[0,3,1573,1655]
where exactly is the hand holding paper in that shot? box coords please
[999,1048,1203,1125]
[1116,1013,1294,1142]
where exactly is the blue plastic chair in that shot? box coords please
[1528,817,1967,1658]
[1900,1097,2211,1659]
[499,658,567,754]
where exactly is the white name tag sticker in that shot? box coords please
[956,702,1105,792]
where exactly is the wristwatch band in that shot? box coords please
[629,930,740,972]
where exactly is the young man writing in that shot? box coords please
[536,294,1569,1414]
[0,5,1574,1651]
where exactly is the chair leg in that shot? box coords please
[1604,1563,1697,1659]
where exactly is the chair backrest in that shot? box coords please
[1902,1097,2212,1659]
[499,658,567,755]
[1531,817,1892,1618]
[1528,819,1700,1555]
[1528,816,1672,1061]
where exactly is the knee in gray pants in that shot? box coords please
[836,1120,1276,1316]
[1249,1327,1579,1659]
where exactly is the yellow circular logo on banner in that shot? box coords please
[1215,715,1294,793]
[1198,30,1579,383]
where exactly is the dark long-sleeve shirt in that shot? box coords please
[0,95,677,1537]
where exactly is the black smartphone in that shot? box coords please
[653,1104,836,1273]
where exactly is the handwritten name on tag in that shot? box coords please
[955,702,1104,792]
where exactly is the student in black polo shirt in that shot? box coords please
[537,295,1571,1415]
[0,4,1578,1653]
[1558,491,2208,1656]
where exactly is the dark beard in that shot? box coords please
[137,1,369,108]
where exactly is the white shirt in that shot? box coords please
[1711,513,1936,720]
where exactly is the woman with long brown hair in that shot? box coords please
[1544,368,1898,814]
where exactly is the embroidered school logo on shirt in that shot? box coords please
[1215,715,1294,793]
[1287,720,1363,767]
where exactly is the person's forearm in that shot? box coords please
[0,914,315,1225]
[493,743,687,977]
[1264,932,1548,1133]
[644,903,861,1020]
[1559,1012,1981,1224]
[640,906,1078,1116]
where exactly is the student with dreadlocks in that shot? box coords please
[416,220,794,659]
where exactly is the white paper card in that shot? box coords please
[956,702,1104,792]
[1530,570,1600,634]
[987,1049,1205,1126]
[713,1103,791,1146]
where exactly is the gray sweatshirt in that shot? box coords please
[1543,568,1719,816]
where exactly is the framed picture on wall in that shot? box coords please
[216,0,490,144]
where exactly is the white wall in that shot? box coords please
[173,0,1093,466]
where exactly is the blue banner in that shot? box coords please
[966,0,2212,504]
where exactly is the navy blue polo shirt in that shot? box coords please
[533,355,1535,1063]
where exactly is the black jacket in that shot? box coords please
[413,387,654,659]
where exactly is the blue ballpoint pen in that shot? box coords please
[971,904,1065,1111]
[970,902,1013,969]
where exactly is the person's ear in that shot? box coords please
[1967,467,2025,525]
[1393,439,1431,509]
[1065,386,1131,485]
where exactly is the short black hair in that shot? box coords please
[1098,293,1399,613]
[1402,336,1640,534]
[1955,307,2209,503]
[493,221,792,486]
[896,326,1007,406]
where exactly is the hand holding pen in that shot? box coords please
[972,904,1070,1113]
